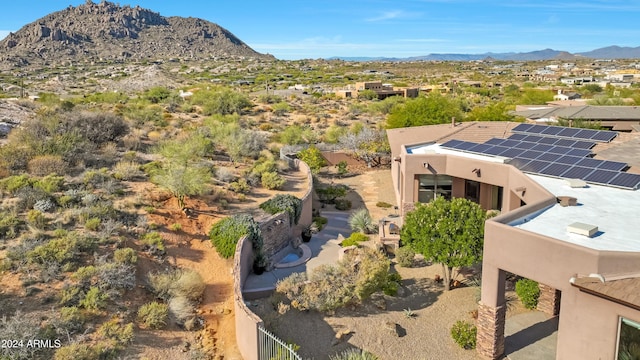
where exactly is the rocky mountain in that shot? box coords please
[0,1,274,69]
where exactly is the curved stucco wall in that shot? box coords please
[233,154,313,360]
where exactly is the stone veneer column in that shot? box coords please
[537,283,561,316]
[477,303,506,359]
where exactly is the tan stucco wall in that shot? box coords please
[233,235,262,360]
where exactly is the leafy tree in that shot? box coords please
[155,133,212,167]
[191,87,252,115]
[323,124,348,144]
[298,145,327,173]
[466,102,515,122]
[357,89,379,100]
[401,197,487,290]
[151,163,210,209]
[386,93,464,129]
[519,89,554,105]
[339,127,390,168]
[279,125,305,145]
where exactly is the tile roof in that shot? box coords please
[572,276,640,311]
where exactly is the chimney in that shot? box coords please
[451,116,455,128]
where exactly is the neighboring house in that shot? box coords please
[512,105,640,131]
[387,123,640,360]
[343,81,418,99]
[552,90,581,101]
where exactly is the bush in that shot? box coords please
[95,262,136,291]
[313,216,328,230]
[450,320,477,349]
[0,211,22,239]
[112,161,144,181]
[259,194,303,225]
[261,171,286,190]
[209,214,261,258]
[375,201,393,208]
[138,302,169,329]
[215,167,236,183]
[0,174,33,194]
[169,296,197,329]
[335,198,352,211]
[396,246,415,268]
[28,237,78,266]
[27,155,67,176]
[54,343,99,360]
[34,174,65,193]
[84,217,101,231]
[330,348,380,360]
[229,178,251,194]
[33,198,56,212]
[97,318,134,347]
[148,268,205,302]
[515,278,540,310]
[113,248,137,264]
[316,184,348,204]
[140,231,165,252]
[79,286,108,312]
[57,306,85,334]
[341,232,369,247]
[59,285,85,306]
[0,311,44,360]
[16,186,51,211]
[348,208,377,234]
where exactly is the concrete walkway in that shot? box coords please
[243,210,351,294]
[505,311,558,360]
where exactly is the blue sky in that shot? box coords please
[1,1,639,59]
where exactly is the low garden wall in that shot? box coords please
[233,154,314,360]
[259,212,291,259]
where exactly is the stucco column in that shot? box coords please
[537,283,561,316]
[477,265,507,359]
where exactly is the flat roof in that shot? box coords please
[406,143,507,163]
[511,174,640,252]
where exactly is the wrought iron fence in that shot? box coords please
[258,326,302,360]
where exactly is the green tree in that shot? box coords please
[298,145,327,173]
[519,89,554,105]
[190,87,252,115]
[386,93,464,129]
[466,102,515,122]
[401,197,487,290]
[339,128,390,168]
[357,89,379,100]
[152,163,210,209]
[144,87,171,104]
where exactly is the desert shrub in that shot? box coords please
[59,285,85,306]
[148,268,205,302]
[348,208,377,234]
[33,198,56,212]
[330,348,380,360]
[341,232,369,247]
[335,198,352,211]
[259,194,302,225]
[28,237,78,266]
[169,296,197,329]
[515,278,540,310]
[57,306,86,334]
[82,168,111,189]
[313,216,328,230]
[229,178,251,194]
[451,320,477,349]
[316,184,348,204]
[0,311,43,360]
[16,186,51,211]
[114,248,137,264]
[0,174,33,194]
[60,111,128,146]
[79,286,108,312]
[84,217,101,231]
[140,231,165,252]
[396,246,415,268]
[375,201,393,208]
[209,214,261,258]
[97,318,134,347]
[0,211,22,239]
[112,160,144,181]
[27,155,67,176]
[215,167,236,183]
[261,171,286,190]
[34,174,65,194]
[138,302,169,329]
[72,265,98,287]
[277,247,391,312]
[297,145,327,173]
[54,343,99,360]
[170,223,182,231]
[95,262,136,292]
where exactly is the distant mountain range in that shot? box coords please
[0,1,273,69]
[330,46,640,62]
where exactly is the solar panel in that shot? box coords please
[567,148,592,157]
[456,142,478,151]
[539,163,571,177]
[561,166,595,179]
[522,135,545,143]
[521,160,553,173]
[484,138,506,145]
[590,130,617,142]
[597,161,627,172]
[541,126,563,136]
[555,155,584,165]
[513,123,535,132]
[608,173,640,190]
[575,158,603,168]
[508,134,527,141]
[467,143,494,153]
[531,144,554,152]
[524,125,545,134]
[537,152,563,162]
[546,146,572,155]
[440,139,464,149]
[508,158,530,168]
[538,137,558,145]
[519,150,544,160]
[554,139,576,147]
[500,139,522,148]
[572,140,597,149]
[483,146,510,156]
[500,148,525,158]
[557,128,582,138]
[575,129,598,139]
[583,169,621,185]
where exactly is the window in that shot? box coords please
[465,180,480,204]
[491,185,503,211]
[417,175,452,203]
[617,318,640,359]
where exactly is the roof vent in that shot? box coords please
[568,222,599,237]
[557,196,578,207]
[565,178,587,188]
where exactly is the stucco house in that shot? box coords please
[387,122,640,359]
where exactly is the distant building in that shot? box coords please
[336,81,418,99]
